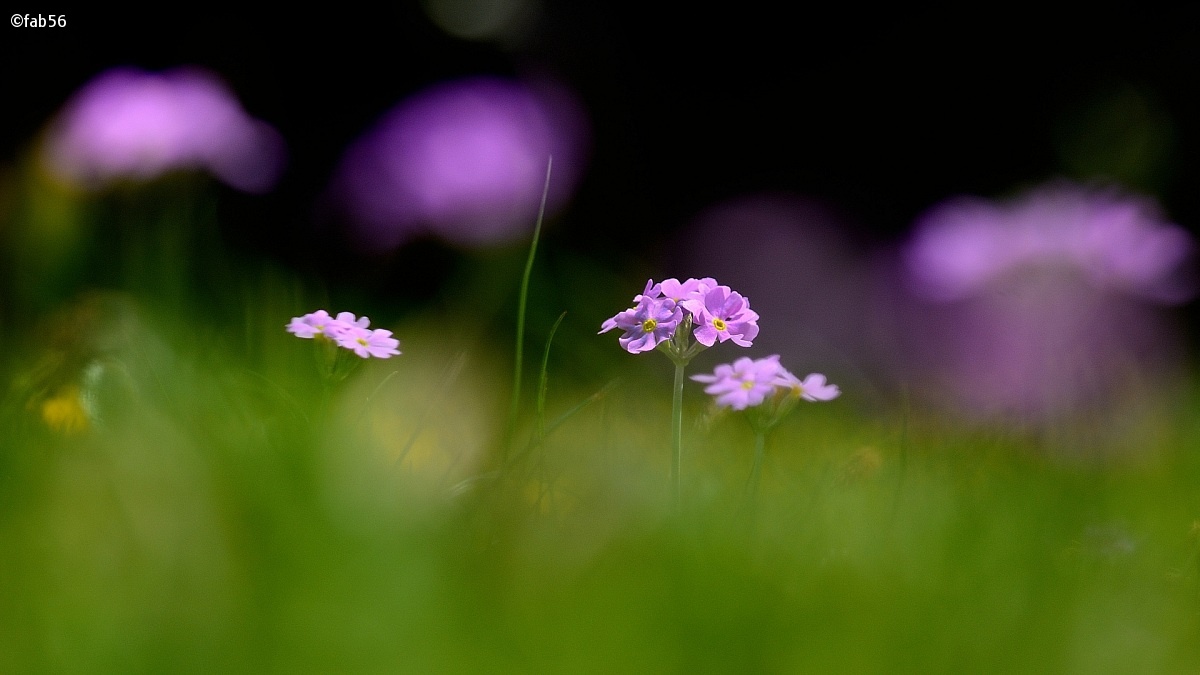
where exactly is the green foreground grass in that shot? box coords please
[2,288,1199,674]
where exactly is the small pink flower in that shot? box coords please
[693,356,840,410]
[691,355,783,410]
[327,311,370,339]
[336,326,402,359]
[773,370,840,402]
[286,310,337,338]
[287,309,401,359]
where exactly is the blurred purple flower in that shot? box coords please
[894,182,1193,421]
[691,355,784,410]
[905,183,1194,303]
[671,195,873,379]
[692,355,840,411]
[42,67,285,193]
[336,326,402,359]
[287,310,338,339]
[331,311,371,338]
[334,76,589,250]
[287,310,401,359]
[774,370,841,402]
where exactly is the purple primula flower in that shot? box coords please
[635,278,663,302]
[774,369,841,401]
[658,277,717,317]
[691,355,783,410]
[693,286,759,347]
[598,294,682,354]
[287,310,337,339]
[601,276,760,357]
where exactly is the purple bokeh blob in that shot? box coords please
[893,181,1194,421]
[905,182,1194,304]
[41,67,285,193]
[333,76,588,250]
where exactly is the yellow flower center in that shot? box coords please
[642,318,657,333]
[741,380,755,390]
[712,318,727,331]
[357,337,369,346]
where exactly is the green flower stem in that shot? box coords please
[671,358,685,510]
[658,314,699,512]
[745,430,767,508]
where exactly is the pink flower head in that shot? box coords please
[657,277,717,317]
[634,278,663,302]
[773,369,840,402]
[287,310,337,338]
[690,355,784,410]
[327,311,370,339]
[287,309,401,359]
[335,326,402,359]
[693,286,759,347]
[599,294,682,354]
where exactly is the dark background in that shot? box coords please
[6,6,1200,270]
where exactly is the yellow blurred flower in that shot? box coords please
[39,384,90,434]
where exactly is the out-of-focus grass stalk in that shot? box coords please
[536,312,567,442]
[394,351,469,467]
[508,379,620,468]
[505,157,553,459]
[744,430,766,508]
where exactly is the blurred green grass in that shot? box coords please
[1,170,1199,672]
[2,280,1199,673]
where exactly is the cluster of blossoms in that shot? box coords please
[600,276,837,501]
[692,355,839,411]
[599,277,760,356]
[286,310,401,359]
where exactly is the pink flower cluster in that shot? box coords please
[599,277,760,354]
[286,310,401,359]
[692,355,839,410]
